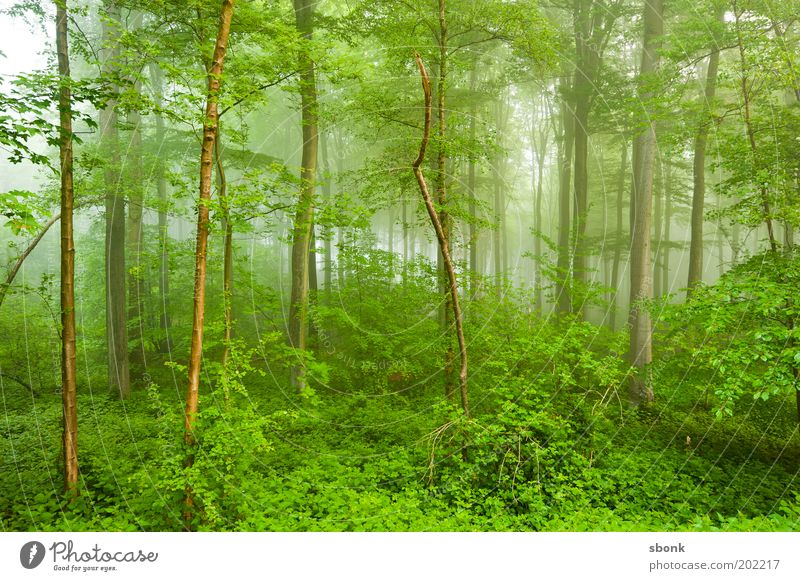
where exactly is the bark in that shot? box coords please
[289,0,319,392]
[628,0,663,406]
[185,0,235,443]
[56,0,79,493]
[101,3,129,398]
[413,53,469,417]
[687,5,723,296]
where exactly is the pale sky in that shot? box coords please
[0,0,49,77]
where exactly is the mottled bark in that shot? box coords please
[56,0,79,493]
[185,0,235,441]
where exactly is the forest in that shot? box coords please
[0,0,799,532]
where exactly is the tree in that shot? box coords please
[55,0,79,493]
[570,0,619,317]
[288,0,319,393]
[185,0,235,461]
[686,3,724,295]
[413,53,469,417]
[628,0,663,405]
[100,0,130,398]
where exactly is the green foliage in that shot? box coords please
[663,250,800,418]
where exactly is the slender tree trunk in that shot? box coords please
[662,160,672,296]
[434,0,456,401]
[100,2,129,398]
[387,207,395,256]
[628,0,663,406]
[572,92,590,313]
[308,226,318,293]
[610,139,626,331]
[0,214,58,310]
[289,0,319,392]
[533,104,547,312]
[151,64,171,351]
[687,6,723,296]
[126,12,145,374]
[413,53,469,417]
[215,133,233,370]
[56,0,79,493]
[556,76,575,315]
[734,3,777,252]
[185,0,235,445]
[571,0,613,318]
[319,130,333,290]
[653,158,663,297]
[468,67,478,297]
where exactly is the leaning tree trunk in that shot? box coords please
[413,53,469,417]
[184,0,235,483]
[628,0,663,406]
[288,0,319,393]
[56,0,79,494]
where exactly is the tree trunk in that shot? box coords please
[556,74,575,315]
[151,64,171,352]
[185,0,235,443]
[687,6,723,296]
[56,0,79,493]
[126,12,145,375]
[628,0,663,406]
[319,130,333,290]
[215,132,233,370]
[101,4,129,399]
[662,160,672,296]
[571,0,613,318]
[468,66,478,297]
[734,3,777,252]
[289,0,319,392]
[413,53,469,417]
[610,139,627,331]
[653,158,663,298]
[533,100,547,312]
